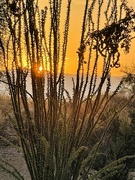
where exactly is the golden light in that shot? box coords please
[35,66,44,77]
[35,65,51,77]
[39,66,43,71]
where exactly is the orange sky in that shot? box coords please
[0,1,134,76]
[39,1,134,76]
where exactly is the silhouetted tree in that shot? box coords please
[0,0,135,179]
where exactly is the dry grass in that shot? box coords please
[0,95,18,146]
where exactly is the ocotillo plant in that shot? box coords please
[0,0,135,179]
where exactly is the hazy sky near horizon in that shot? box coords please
[38,0,135,76]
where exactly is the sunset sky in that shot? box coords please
[39,0,135,76]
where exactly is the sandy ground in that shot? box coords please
[0,146,31,180]
[0,145,135,180]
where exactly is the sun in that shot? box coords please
[35,65,51,77]
[39,66,43,71]
[35,66,44,77]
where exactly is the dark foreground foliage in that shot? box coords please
[0,0,135,179]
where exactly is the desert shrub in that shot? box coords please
[0,116,19,146]
[0,0,135,179]
[91,95,135,180]
[0,95,19,146]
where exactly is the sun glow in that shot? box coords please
[39,66,43,71]
[35,66,44,77]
